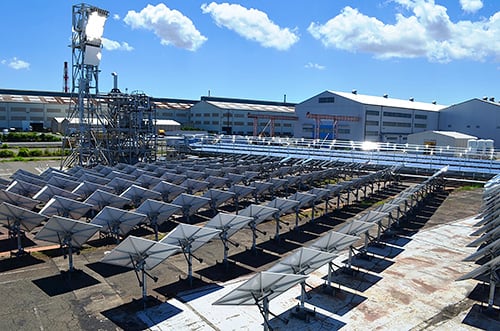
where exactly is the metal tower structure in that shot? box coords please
[305,112,360,140]
[62,3,109,168]
[62,3,157,168]
[102,87,158,165]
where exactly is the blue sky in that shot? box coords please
[0,0,498,105]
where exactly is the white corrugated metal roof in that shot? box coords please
[330,90,447,111]
[206,101,294,113]
[432,131,477,139]
[156,119,180,126]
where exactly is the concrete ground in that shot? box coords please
[0,161,498,330]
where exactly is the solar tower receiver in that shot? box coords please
[62,3,109,168]
[62,4,157,168]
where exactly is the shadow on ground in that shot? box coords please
[33,269,100,296]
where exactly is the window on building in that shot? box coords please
[383,121,411,127]
[203,113,210,117]
[383,111,411,118]
[415,114,427,119]
[365,120,379,126]
[234,113,244,118]
[338,128,350,134]
[366,110,379,116]
[234,121,244,126]
[414,123,427,128]
[212,113,219,117]
[212,121,218,125]
[203,121,210,124]
[318,97,335,103]
[365,131,379,136]
[194,113,201,117]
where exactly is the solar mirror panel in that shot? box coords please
[467,226,500,247]
[226,173,245,185]
[36,215,101,248]
[47,175,81,191]
[186,170,206,181]
[161,172,187,185]
[106,170,137,182]
[463,238,500,262]
[0,189,39,210]
[136,199,181,240]
[181,178,210,194]
[11,172,47,187]
[136,173,162,189]
[205,212,253,239]
[84,189,131,211]
[0,201,46,233]
[309,231,360,253]
[203,189,235,211]
[101,235,180,270]
[6,179,42,198]
[32,184,81,203]
[90,206,147,239]
[160,223,220,284]
[268,247,337,276]
[160,223,220,253]
[338,220,375,237]
[120,184,162,207]
[72,181,113,200]
[457,255,500,281]
[151,181,187,202]
[35,215,102,271]
[206,175,229,189]
[79,172,110,186]
[39,195,93,219]
[213,271,307,306]
[171,193,211,218]
[106,177,137,195]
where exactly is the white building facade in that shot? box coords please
[189,96,297,136]
[438,98,500,147]
[294,90,444,144]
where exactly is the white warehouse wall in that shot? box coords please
[439,99,500,147]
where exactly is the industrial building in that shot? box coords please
[438,98,500,147]
[407,130,477,149]
[0,89,193,134]
[189,96,296,136]
[2,88,500,149]
[294,90,445,143]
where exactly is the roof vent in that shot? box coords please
[409,97,414,102]
[432,100,437,104]
[483,96,488,100]
[490,97,495,102]
[351,89,357,95]
[383,94,388,98]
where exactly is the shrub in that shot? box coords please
[29,149,44,157]
[17,147,30,157]
[0,150,14,158]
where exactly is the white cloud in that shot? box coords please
[2,57,30,70]
[113,14,120,20]
[201,2,299,51]
[124,4,207,51]
[459,0,483,13]
[308,1,500,63]
[305,62,326,70]
[102,38,134,51]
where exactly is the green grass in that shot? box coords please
[456,184,484,191]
